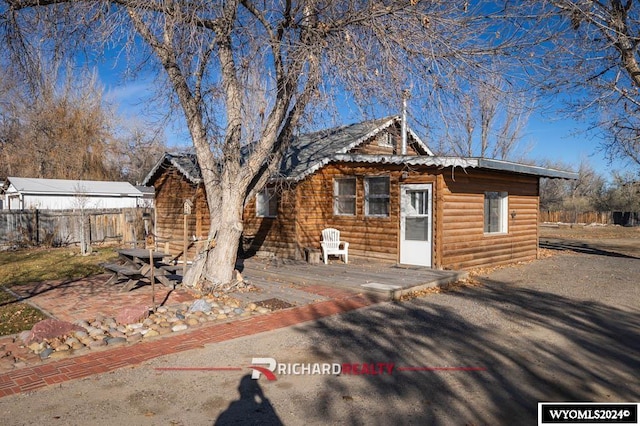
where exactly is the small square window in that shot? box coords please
[365,176,390,217]
[334,178,356,216]
[256,187,278,218]
[484,191,508,234]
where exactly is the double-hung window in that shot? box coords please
[256,187,278,218]
[334,177,356,216]
[365,176,390,217]
[484,191,508,234]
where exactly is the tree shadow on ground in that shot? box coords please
[291,279,640,425]
[540,238,639,259]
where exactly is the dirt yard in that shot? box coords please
[540,224,640,258]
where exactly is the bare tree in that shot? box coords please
[72,184,92,256]
[2,1,540,287]
[533,0,640,167]
[442,79,532,160]
[113,120,168,184]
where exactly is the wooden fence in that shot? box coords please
[0,208,153,247]
[540,210,639,226]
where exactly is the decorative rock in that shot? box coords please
[216,314,227,320]
[73,320,90,327]
[39,348,54,360]
[116,305,149,325]
[143,330,159,338]
[157,327,172,335]
[106,337,127,346]
[89,339,107,348]
[186,318,199,326]
[55,344,70,352]
[28,342,43,352]
[246,303,257,311]
[71,342,84,350]
[88,328,105,337]
[127,333,143,343]
[159,322,171,329]
[156,307,168,314]
[65,337,80,346]
[142,318,154,327]
[233,308,244,315]
[240,312,252,317]
[19,330,32,343]
[256,307,270,314]
[24,319,84,344]
[128,323,143,330]
[188,299,212,313]
[176,313,185,320]
[74,330,88,339]
[49,350,72,360]
[171,324,188,332]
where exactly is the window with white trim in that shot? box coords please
[256,187,278,218]
[333,177,356,216]
[365,176,390,217]
[484,191,508,234]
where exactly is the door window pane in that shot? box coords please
[406,217,429,241]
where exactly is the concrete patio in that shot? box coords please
[239,257,467,300]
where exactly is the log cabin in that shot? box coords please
[143,116,576,270]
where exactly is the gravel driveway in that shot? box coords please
[1,245,638,425]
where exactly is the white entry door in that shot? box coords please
[400,184,432,267]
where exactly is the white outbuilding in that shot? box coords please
[1,177,144,210]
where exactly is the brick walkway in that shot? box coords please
[10,274,195,322]
[0,286,375,398]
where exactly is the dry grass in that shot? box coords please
[0,247,118,336]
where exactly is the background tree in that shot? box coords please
[0,60,168,181]
[535,0,640,167]
[2,1,544,288]
[0,62,120,180]
[437,78,533,160]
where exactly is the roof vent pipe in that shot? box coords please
[401,90,410,155]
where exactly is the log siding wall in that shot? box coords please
[295,163,404,262]
[438,169,539,269]
[153,168,204,259]
[153,161,540,270]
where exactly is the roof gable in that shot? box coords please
[143,153,201,186]
[280,116,432,179]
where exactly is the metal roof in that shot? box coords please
[316,155,578,180]
[6,177,142,197]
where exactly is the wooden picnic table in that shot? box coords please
[103,248,180,292]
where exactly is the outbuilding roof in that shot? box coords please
[5,177,142,197]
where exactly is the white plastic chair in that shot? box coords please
[320,228,349,264]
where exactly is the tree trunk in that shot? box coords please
[200,184,244,288]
